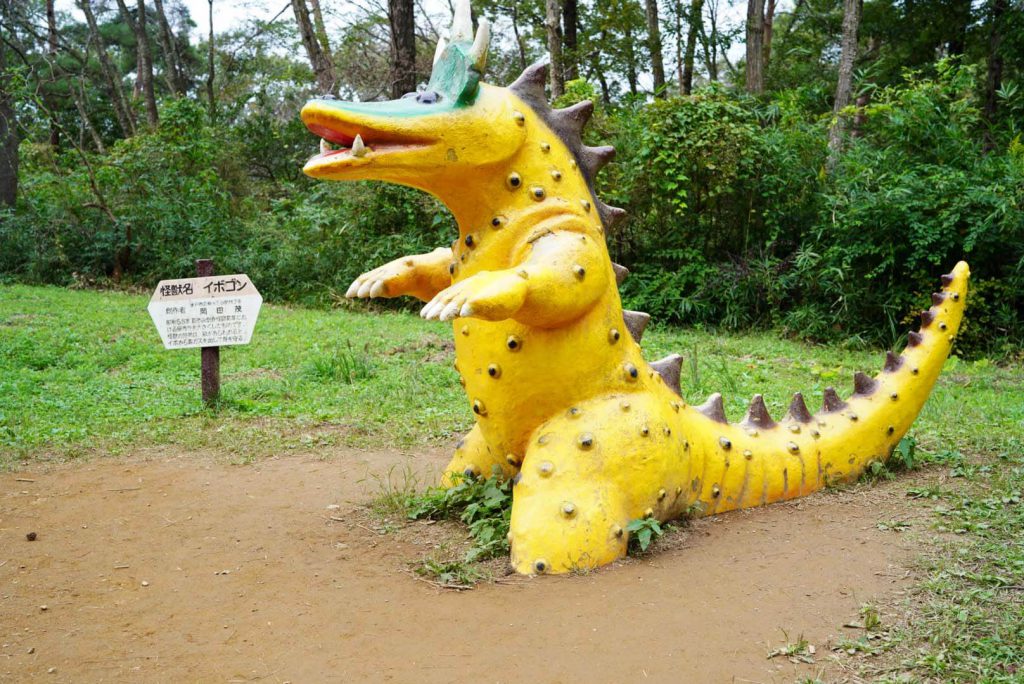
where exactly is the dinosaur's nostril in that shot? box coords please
[416,90,441,104]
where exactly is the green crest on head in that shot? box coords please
[428,0,489,106]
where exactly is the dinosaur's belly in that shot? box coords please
[453,298,650,460]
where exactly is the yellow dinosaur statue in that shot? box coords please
[300,1,969,575]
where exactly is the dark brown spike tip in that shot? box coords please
[822,387,846,413]
[920,310,935,328]
[908,331,924,347]
[785,392,813,423]
[853,371,878,396]
[612,263,629,285]
[508,59,548,98]
[931,292,946,306]
[884,351,904,373]
[650,354,684,396]
[940,273,954,287]
[622,310,651,343]
[556,100,594,126]
[598,202,627,229]
[742,394,776,429]
[696,392,728,424]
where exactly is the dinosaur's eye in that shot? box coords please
[416,90,441,104]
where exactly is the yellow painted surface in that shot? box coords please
[301,53,970,575]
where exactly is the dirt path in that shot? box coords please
[1,447,920,683]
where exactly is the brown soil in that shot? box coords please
[1,447,922,683]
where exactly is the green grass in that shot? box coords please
[1,284,1023,679]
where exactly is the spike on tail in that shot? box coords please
[678,261,970,518]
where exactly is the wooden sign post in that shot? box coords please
[147,262,263,407]
[196,259,220,405]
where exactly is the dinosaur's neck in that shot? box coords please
[436,121,599,242]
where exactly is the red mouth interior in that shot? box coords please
[308,123,354,148]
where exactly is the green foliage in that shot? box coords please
[406,473,513,562]
[626,516,664,553]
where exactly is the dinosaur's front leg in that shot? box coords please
[346,247,453,303]
[420,231,609,327]
[440,423,516,486]
[510,391,691,574]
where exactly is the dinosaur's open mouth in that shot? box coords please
[301,104,434,176]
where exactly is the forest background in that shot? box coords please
[1,0,1021,357]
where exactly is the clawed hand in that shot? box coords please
[420,270,529,322]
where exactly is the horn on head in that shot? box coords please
[451,0,473,42]
[433,35,448,65]
[468,18,489,72]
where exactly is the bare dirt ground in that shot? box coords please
[1,447,924,683]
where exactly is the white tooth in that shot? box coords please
[352,135,366,158]
[320,138,331,155]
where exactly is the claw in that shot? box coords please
[459,302,473,317]
[440,299,462,320]
[345,280,360,298]
[369,281,384,298]
[356,280,373,298]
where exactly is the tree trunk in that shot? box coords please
[675,0,683,93]
[745,0,765,93]
[983,0,1006,126]
[699,6,718,82]
[207,0,215,120]
[0,44,17,208]
[827,0,861,169]
[763,0,776,71]
[511,3,527,72]
[294,0,337,95]
[80,0,137,136]
[152,0,186,95]
[73,74,107,154]
[545,0,564,99]
[624,25,639,95]
[135,0,159,125]
[309,0,331,57]
[644,0,666,96]
[682,0,704,94]
[45,0,60,148]
[387,0,415,98]
[562,0,578,81]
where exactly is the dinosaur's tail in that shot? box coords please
[677,262,970,517]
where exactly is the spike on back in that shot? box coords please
[612,263,629,285]
[696,393,727,423]
[908,331,924,347]
[623,310,650,343]
[931,292,946,306]
[556,101,594,127]
[743,395,776,429]
[822,387,846,412]
[650,354,683,396]
[509,60,549,101]
[505,60,623,233]
[921,310,935,328]
[785,393,813,423]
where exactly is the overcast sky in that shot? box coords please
[56,0,750,92]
